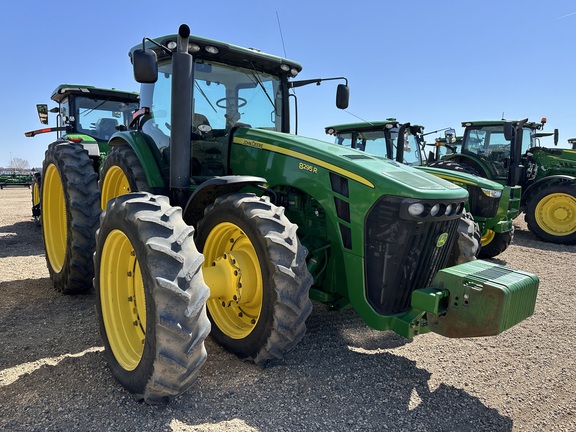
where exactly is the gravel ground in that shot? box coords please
[0,187,575,432]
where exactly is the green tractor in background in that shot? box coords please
[38,25,540,404]
[324,120,519,258]
[24,85,140,288]
[438,119,576,244]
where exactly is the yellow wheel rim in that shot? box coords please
[481,229,496,247]
[42,164,67,272]
[32,182,40,207]
[101,166,131,210]
[100,229,146,371]
[202,222,262,339]
[535,192,576,236]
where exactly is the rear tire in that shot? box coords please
[94,192,210,404]
[31,172,41,224]
[196,193,313,365]
[525,182,576,244]
[99,145,151,210]
[478,227,514,259]
[428,160,480,176]
[41,143,100,294]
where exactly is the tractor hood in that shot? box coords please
[417,166,504,192]
[230,128,468,201]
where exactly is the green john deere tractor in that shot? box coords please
[324,120,519,258]
[40,25,540,404]
[439,119,576,244]
[24,85,140,291]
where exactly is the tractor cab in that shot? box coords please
[325,119,425,166]
[456,119,554,185]
[25,85,140,159]
[131,37,349,195]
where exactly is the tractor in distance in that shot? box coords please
[324,120,519,258]
[24,84,140,223]
[39,24,540,404]
[438,118,576,244]
[23,84,139,307]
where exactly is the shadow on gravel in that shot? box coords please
[0,220,43,258]
[511,225,576,254]
[0,300,514,431]
[0,277,99,370]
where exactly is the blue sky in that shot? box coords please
[1,0,575,169]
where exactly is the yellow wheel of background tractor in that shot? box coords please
[478,228,514,259]
[196,193,313,365]
[42,164,67,273]
[41,143,100,294]
[31,172,41,223]
[526,182,576,244]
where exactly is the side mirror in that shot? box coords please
[336,84,349,109]
[554,128,559,146]
[444,128,456,144]
[503,122,513,141]
[36,104,48,125]
[133,49,158,84]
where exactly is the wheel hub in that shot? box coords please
[202,223,263,339]
[535,192,576,236]
[100,229,146,371]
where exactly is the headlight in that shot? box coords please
[481,188,502,198]
[430,204,441,217]
[408,203,425,216]
[445,204,453,216]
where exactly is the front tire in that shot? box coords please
[94,192,210,404]
[446,210,481,266]
[478,227,514,259]
[525,182,576,244]
[196,193,313,365]
[41,143,100,294]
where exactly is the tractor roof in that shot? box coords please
[461,119,544,130]
[50,85,140,104]
[325,120,427,136]
[325,120,400,135]
[129,33,303,77]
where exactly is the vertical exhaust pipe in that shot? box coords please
[170,24,193,205]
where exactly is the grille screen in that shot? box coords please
[365,196,459,314]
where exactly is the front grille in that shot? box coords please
[365,196,460,315]
[468,186,499,218]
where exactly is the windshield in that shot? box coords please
[140,59,283,147]
[464,126,510,160]
[333,128,422,165]
[356,130,388,157]
[387,127,422,166]
[464,126,532,160]
[74,96,139,141]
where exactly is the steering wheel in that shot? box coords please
[216,97,247,109]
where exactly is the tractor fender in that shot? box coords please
[522,175,576,206]
[52,138,100,158]
[183,176,267,227]
[108,131,166,188]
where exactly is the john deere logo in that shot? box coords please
[436,233,449,248]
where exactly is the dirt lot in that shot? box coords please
[0,187,575,431]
